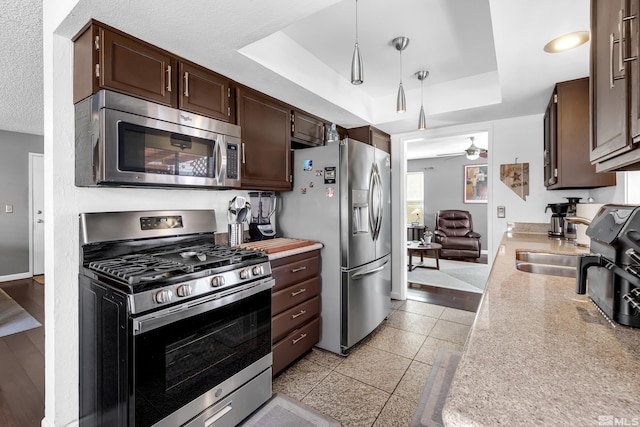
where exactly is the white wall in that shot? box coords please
[43,5,250,425]
[390,114,622,301]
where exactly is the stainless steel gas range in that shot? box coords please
[78,210,273,427]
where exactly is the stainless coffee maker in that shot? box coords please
[545,202,571,238]
[563,197,582,240]
[248,191,277,241]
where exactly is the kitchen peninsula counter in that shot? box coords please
[443,229,640,426]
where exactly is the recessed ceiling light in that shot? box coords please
[544,31,590,53]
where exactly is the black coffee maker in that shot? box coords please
[545,202,571,237]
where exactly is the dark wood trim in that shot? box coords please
[407,283,481,312]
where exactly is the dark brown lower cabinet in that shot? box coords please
[270,250,320,376]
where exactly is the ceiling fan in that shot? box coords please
[436,137,488,159]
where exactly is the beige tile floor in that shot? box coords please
[273,299,476,426]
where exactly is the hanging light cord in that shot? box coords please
[399,49,403,84]
[355,0,359,45]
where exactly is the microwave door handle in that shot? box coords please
[216,136,226,185]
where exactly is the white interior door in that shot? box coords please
[30,153,44,276]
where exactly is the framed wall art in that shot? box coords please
[464,164,488,204]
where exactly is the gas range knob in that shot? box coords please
[176,284,192,297]
[211,276,225,288]
[154,289,173,304]
[252,265,264,276]
[239,269,250,280]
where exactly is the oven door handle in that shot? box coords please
[132,278,274,335]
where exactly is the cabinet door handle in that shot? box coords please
[291,288,307,297]
[242,143,246,164]
[610,33,625,88]
[291,266,307,273]
[184,71,189,97]
[291,310,307,319]
[292,333,307,345]
[166,65,172,92]
[623,14,639,64]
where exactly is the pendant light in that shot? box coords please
[415,70,429,130]
[393,37,409,113]
[351,0,364,85]
[465,137,481,160]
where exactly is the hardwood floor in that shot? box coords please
[407,283,482,312]
[0,278,44,427]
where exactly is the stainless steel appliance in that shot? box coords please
[248,191,277,241]
[576,204,640,328]
[75,90,241,188]
[563,197,582,240]
[278,138,391,354]
[78,210,273,427]
[545,202,571,238]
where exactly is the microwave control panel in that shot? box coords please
[227,143,239,179]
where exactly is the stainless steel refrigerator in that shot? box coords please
[278,138,391,355]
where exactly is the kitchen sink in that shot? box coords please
[515,250,577,278]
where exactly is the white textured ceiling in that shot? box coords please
[0,0,43,135]
[1,0,589,157]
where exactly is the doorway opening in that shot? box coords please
[404,132,490,310]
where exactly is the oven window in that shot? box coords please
[133,289,271,427]
[118,122,216,177]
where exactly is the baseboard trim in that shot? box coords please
[0,272,32,283]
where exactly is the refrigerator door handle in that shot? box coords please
[368,165,377,239]
[374,168,383,240]
[368,163,383,241]
[351,259,390,280]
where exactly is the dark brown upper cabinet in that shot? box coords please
[178,62,230,122]
[544,78,616,189]
[236,87,292,191]
[590,0,640,171]
[291,110,325,147]
[347,125,391,155]
[73,21,231,122]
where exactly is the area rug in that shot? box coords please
[411,347,462,427]
[240,393,340,427]
[0,289,41,338]
[408,257,490,294]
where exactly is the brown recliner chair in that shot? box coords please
[434,210,481,259]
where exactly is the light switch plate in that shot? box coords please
[497,206,505,218]
[5,204,13,213]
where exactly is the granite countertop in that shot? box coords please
[266,242,323,261]
[443,229,640,426]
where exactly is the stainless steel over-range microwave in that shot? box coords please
[74,90,241,189]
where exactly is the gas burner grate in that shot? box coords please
[89,254,192,285]
[87,244,267,286]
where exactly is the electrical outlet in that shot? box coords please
[5,204,13,213]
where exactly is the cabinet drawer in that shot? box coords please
[272,296,319,343]
[272,317,320,376]
[271,253,319,292]
[272,277,319,316]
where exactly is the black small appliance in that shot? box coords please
[576,204,640,328]
[545,202,571,238]
[248,191,277,241]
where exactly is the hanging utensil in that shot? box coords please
[236,207,247,223]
